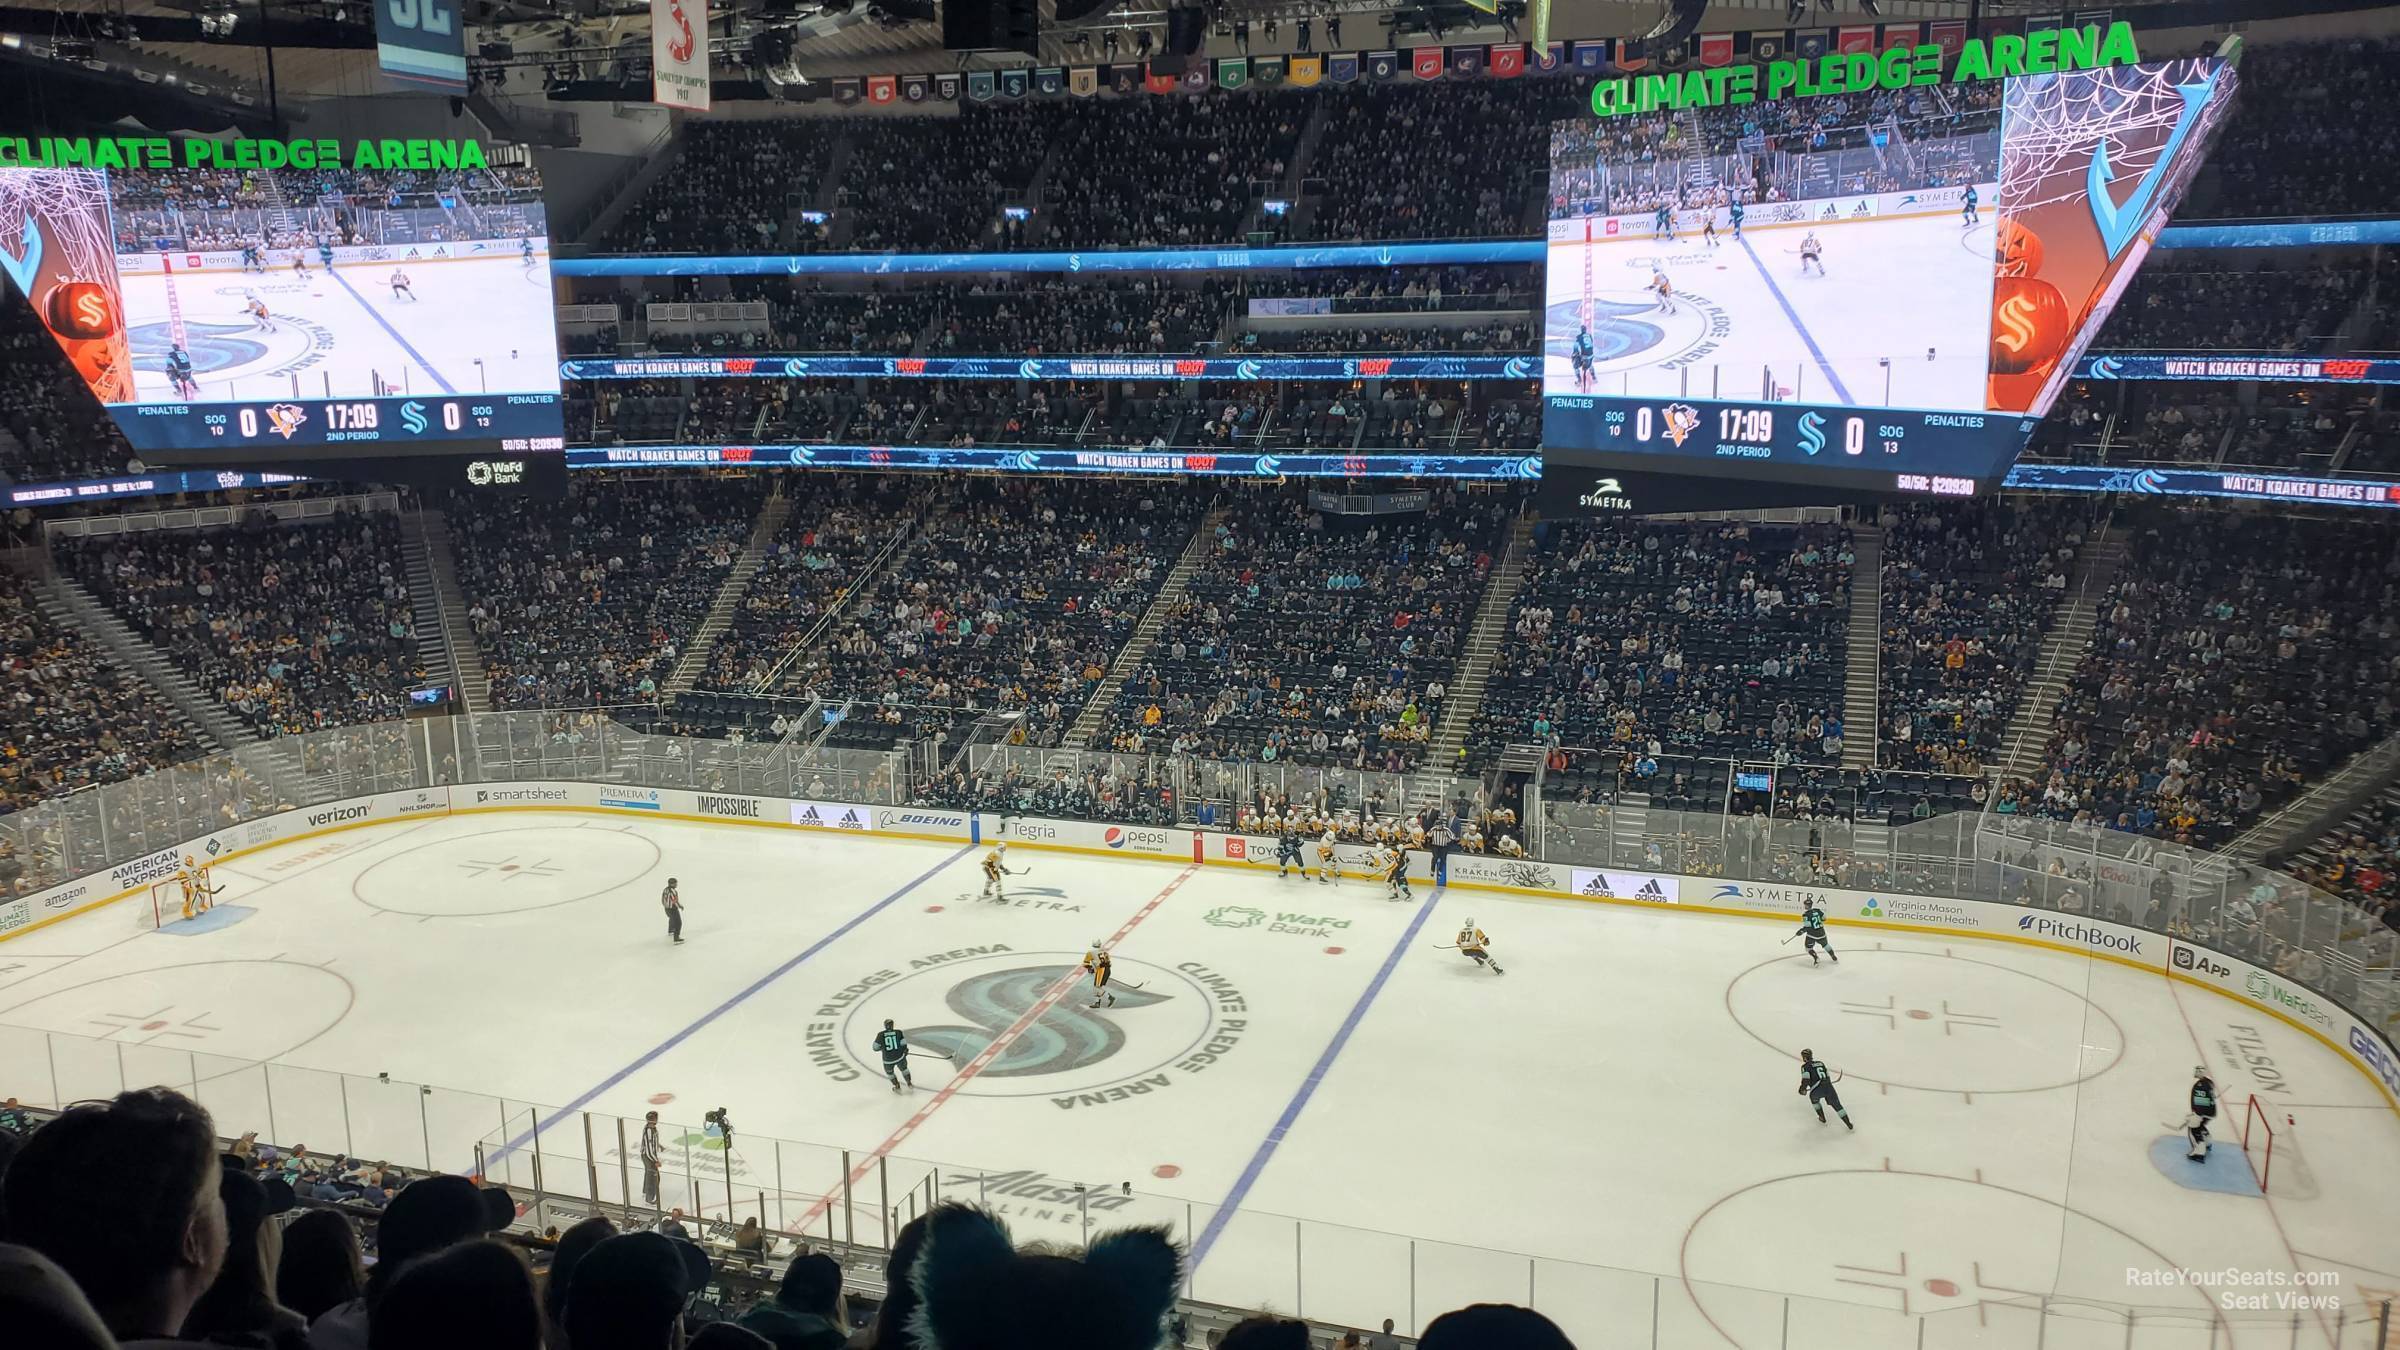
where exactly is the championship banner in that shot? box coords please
[1489,44,1524,77]
[1367,50,1400,81]
[1328,52,1360,83]
[374,0,467,89]
[1835,25,1876,54]
[833,77,863,104]
[967,70,997,101]
[999,67,1029,98]
[649,0,710,111]
[1034,67,1064,96]
[933,72,962,101]
[1217,57,1249,90]
[1069,66,1099,96]
[1698,33,1733,66]
[1253,55,1284,85]
[867,74,897,104]
[1613,39,1647,71]
[1448,45,1483,77]
[1409,48,1442,80]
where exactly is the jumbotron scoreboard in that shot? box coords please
[0,137,565,493]
[1541,49,2239,504]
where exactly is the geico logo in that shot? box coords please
[697,795,761,818]
[307,804,372,827]
[2350,1025,2400,1097]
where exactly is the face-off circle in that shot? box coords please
[0,959,355,1074]
[1724,948,2125,1094]
[353,826,662,916]
[1680,1170,2221,1348]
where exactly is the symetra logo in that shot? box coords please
[697,795,761,819]
[307,804,371,827]
[1103,827,1171,852]
[2017,914,2142,955]
[1712,883,1825,909]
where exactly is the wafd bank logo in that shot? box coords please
[1103,826,1172,851]
[2018,914,2142,955]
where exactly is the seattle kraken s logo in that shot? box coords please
[1796,410,1826,456]
[911,966,1166,1076]
[2086,71,2218,260]
[400,400,428,434]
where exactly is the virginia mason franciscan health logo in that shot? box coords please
[808,948,1248,1108]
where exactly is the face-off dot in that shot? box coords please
[1324,946,1346,956]
[1152,1164,1182,1179]
[1923,1278,1960,1298]
[925,904,946,913]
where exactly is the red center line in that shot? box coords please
[793,863,1200,1233]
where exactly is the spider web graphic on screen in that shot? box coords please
[0,167,136,403]
[1998,63,2197,212]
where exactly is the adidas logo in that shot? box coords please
[1637,880,1664,899]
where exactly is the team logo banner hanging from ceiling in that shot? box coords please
[1751,35,1784,62]
[1253,55,1283,85]
[1034,67,1063,95]
[1412,48,1444,79]
[1367,51,1399,80]
[1327,53,1359,83]
[1110,65,1140,93]
[999,67,1028,97]
[1180,64,1209,91]
[832,77,862,104]
[933,72,961,100]
[374,0,467,89]
[903,73,931,102]
[1489,44,1523,77]
[1698,33,1733,66]
[1218,57,1249,90]
[1448,46,1482,77]
[867,74,897,104]
[1569,42,1607,72]
[649,0,710,110]
[967,70,996,100]
[1286,55,1320,84]
[1069,66,1098,95]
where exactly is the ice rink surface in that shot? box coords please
[1544,201,2000,412]
[117,252,561,404]
[3,812,2397,1348]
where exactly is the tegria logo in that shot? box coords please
[2017,914,2142,955]
[308,804,372,828]
[697,795,761,819]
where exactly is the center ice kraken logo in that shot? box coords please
[910,964,1170,1077]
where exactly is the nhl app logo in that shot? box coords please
[262,403,308,439]
[1661,403,1701,447]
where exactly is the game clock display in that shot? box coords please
[0,158,566,471]
[1542,54,2238,497]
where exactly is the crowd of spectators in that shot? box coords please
[1238,320,1530,353]
[0,301,140,483]
[449,477,767,709]
[1309,84,1563,241]
[1467,518,1855,771]
[2095,257,2364,352]
[2198,37,2400,219]
[791,480,1205,748]
[603,121,833,254]
[62,509,420,737]
[0,570,201,818]
[1094,491,1506,769]
[1998,507,2400,848]
[698,479,924,692]
[843,106,1050,252]
[2288,784,2400,936]
[1876,502,2084,777]
[1039,92,1305,249]
[0,1089,1572,1350]
[928,278,1222,355]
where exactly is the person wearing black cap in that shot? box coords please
[309,1174,512,1350]
[735,1251,847,1350]
[181,1166,309,1349]
[566,1230,694,1350]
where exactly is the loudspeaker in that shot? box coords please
[1167,3,1206,54]
[942,0,1040,57]
[1628,0,1709,60]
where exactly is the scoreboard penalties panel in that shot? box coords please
[1541,55,2239,501]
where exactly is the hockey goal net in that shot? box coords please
[2240,1094,2279,1193]
[141,880,181,930]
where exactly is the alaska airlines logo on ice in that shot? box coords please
[912,966,1169,1076]
[1661,403,1701,447]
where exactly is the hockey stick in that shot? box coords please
[1781,933,1799,945]
[908,1048,955,1062]
[1004,865,1034,877]
[1431,943,1460,950]
[1111,978,1146,991]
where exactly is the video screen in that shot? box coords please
[1543,56,2238,494]
[0,162,565,466]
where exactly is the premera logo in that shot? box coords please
[599,788,663,811]
[2017,914,2142,955]
[696,794,762,819]
[1103,827,1172,852]
[307,804,372,827]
